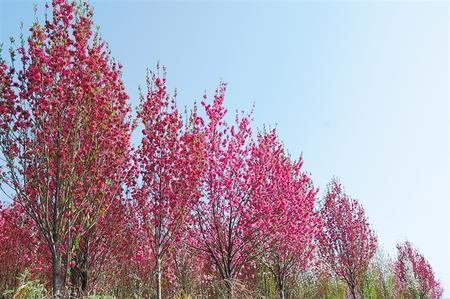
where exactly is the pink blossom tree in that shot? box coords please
[395,241,443,299]
[252,129,321,299]
[0,203,46,292]
[68,197,131,296]
[318,179,378,299]
[132,67,204,299]
[0,1,132,296]
[194,83,267,297]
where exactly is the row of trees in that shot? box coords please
[0,1,443,298]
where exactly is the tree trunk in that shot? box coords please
[277,276,285,299]
[349,284,357,299]
[81,270,88,296]
[223,265,234,299]
[156,256,162,299]
[224,279,234,299]
[52,250,63,299]
[70,264,88,297]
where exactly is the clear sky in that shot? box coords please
[1,0,449,296]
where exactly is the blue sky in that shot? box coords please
[1,0,449,295]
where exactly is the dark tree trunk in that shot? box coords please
[224,278,234,299]
[277,277,286,299]
[350,283,357,299]
[70,265,88,297]
[222,266,234,299]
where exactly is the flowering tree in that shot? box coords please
[252,129,320,299]
[318,179,377,299]
[164,225,210,297]
[395,241,443,299]
[132,68,204,299]
[194,83,268,297]
[0,0,132,297]
[0,203,44,292]
[68,198,131,296]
